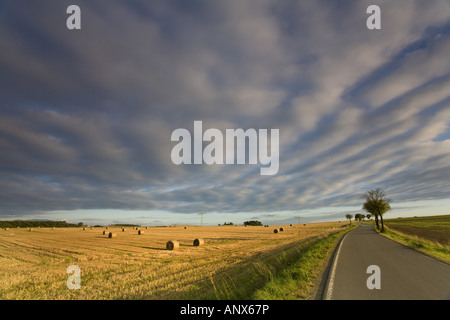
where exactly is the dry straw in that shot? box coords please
[166,240,179,250]
[108,232,117,238]
[193,238,204,246]
[138,230,144,235]
[273,229,278,234]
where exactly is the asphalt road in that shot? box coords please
[325,224,450,300]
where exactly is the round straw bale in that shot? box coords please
[280,227,284,232]
[193,238,204,246]
[166,240,179,250]
[82,227,86,231]
[138,230,144,235]
[122,228,126,232]
[108,232,117,238]
[29,228,33,232]
[273,229,278,234]
[102,230,107,235]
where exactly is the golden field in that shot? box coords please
[0,222,346,299]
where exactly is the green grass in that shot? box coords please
[379,227,450,264]
[377,215,450,264]
[250,227,354,300]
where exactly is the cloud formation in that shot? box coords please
[1,0,450,223]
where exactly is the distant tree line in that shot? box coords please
[0,220,83,228]
[218,222,234,226]
[244,220,263,226]
[345,213,372,223]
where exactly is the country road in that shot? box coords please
[325,224,450,300]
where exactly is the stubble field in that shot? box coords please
[384,215,450,245]
[0,222,345,300]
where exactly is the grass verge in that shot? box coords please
[175,226,356,300]
[376,226,450,265]
[250,226,355,300]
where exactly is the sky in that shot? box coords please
[1,0,450,226]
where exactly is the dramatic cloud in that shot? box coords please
[1,0,449,224]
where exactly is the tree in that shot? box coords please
[244,220,262,226]
[0,220,83,228]
[345,214,353,224]
[362,188,392,232]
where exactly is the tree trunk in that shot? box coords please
[374,215,379,229]
[379,214,385,232]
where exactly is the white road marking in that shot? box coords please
[324,232,349,300]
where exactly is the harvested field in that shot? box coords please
[385,215,450,245]
[0,222,347,299]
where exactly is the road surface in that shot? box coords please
[325,224,450,300]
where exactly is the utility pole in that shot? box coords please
[201,210,204,227]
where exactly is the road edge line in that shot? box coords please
[322,229,351,300]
